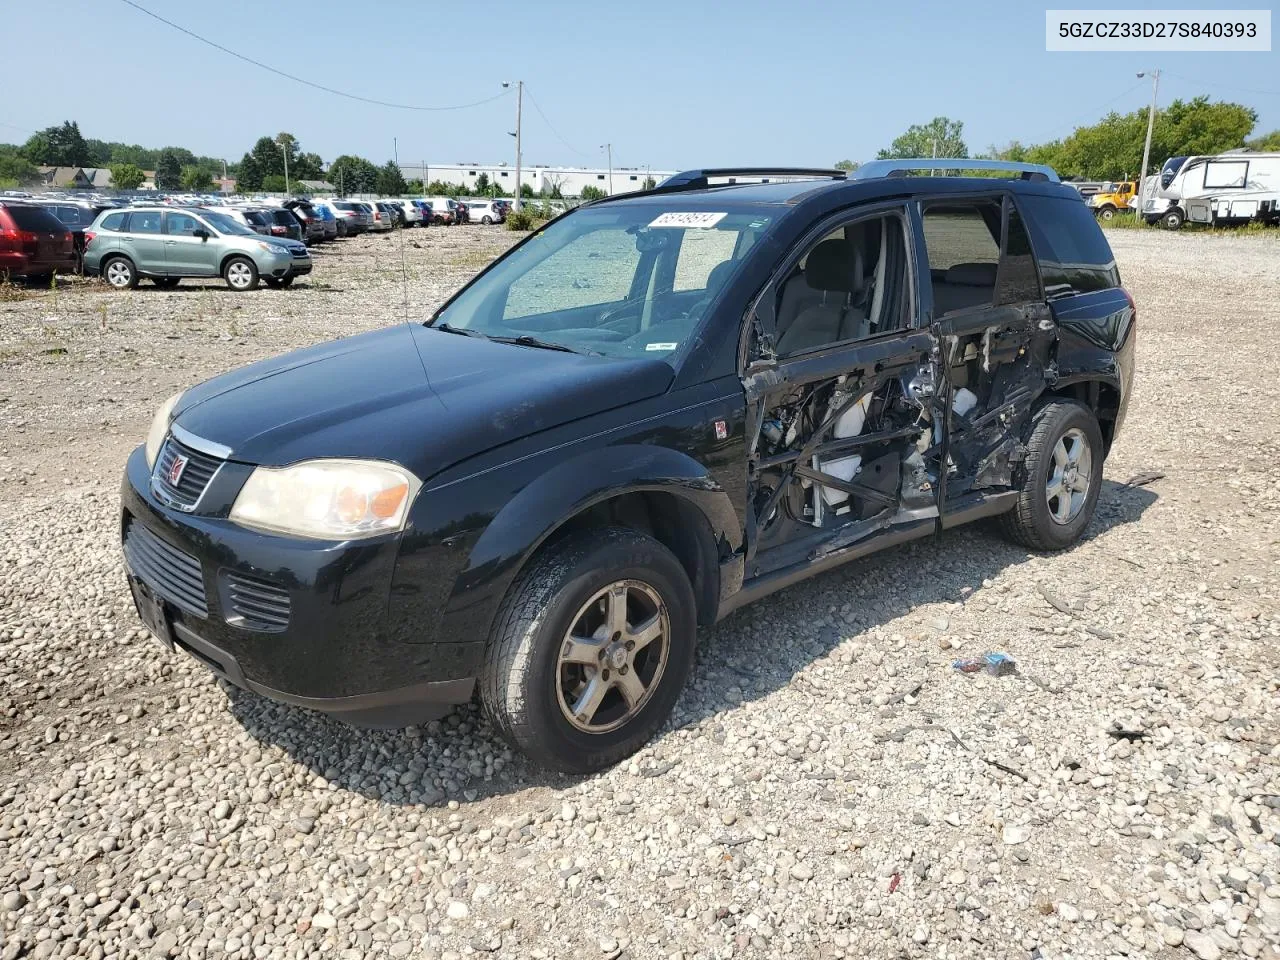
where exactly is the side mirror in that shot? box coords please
[192,228,209,240]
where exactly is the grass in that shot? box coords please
[1099,214,1280,238]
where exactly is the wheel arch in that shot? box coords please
[1043,377,1121,452]
[219,250,257,275]
[450,444,742,637]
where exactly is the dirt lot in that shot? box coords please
[0,226,1277,960]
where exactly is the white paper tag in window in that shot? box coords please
[647,212,727,229]
[645,342,679,351]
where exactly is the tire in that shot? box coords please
[223,256,259,292]
[152,277,180,289]
[264,276,295,289]
[102,256,138,290]
[480,527,697,774]
[482,216,493,225]
[998,400,1105,552]
[1097,206,1115,221]
[1163,208,1185,230]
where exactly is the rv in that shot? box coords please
[1142,151,1280,229]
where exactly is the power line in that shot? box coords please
[117,0,511,112]
[523,86,590,158]
[1161,70,1280,98]
[1022,79,1148,144]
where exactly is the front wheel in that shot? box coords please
[479,527,697,774]
[482,216,493,225]
[998,400,1104,551]
[223,256,259,292]
[1163,208,1185,230]
[1097,206,1115,221]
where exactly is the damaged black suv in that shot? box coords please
[121,161,1136,773]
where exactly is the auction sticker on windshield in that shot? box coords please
[648,212,727,229]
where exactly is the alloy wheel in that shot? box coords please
[105,260,132,288]
[1046,427,1092,524]
[227,262,253,289]
[556,580,670,734]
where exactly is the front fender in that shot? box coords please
[443,443,741,645]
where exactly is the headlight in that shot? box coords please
[256,241,285,254]
[144,392,183,468]
[229,460,421,540]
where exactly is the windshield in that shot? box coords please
[202,211,256,236]
[429,204,773,360]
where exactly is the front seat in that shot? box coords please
[775,239,865,356]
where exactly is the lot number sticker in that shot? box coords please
[648,212,727,229]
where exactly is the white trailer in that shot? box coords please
[1142,151,1280,229]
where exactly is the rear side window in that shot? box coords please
[3,205,65,232]
[130,211,163,234]
[1016,194,1120,297]
[921,201,1001,316]
[271,210,296,225]
[101,212,127,231]
[995,203,1041,306]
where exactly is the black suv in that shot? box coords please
[120,162,1136,772]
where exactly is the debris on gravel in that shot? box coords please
[1,228,1277,959]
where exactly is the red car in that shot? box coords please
[0,202,76,280]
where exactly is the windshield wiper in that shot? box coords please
[489,334,583,354]
[434,322,488,338]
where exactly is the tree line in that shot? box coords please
[5,99,1278,195]
[838,97,1279,182]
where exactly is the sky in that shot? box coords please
[3,0,1277,173]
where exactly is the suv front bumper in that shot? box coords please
[120,445,478,727]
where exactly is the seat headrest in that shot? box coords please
[704,259,735,294]
[945,262,998,287]
[805,239,860,293]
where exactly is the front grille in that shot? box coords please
[123,520,208,617]
[153,438,222,510]
[224,572,291,632]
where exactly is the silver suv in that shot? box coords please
[84,207,312,291]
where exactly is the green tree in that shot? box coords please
[329,155,380,194]
[580,185,607,201]
[155,149,182,189]
[108,163,146,190]
[404,179,424,194]
[877,117,967,161]
[237,152,264,191]
[474,172,491,195]
[833,159,859,172]
[261,174,287,193]
[519,183,534,198]
[22,121,90,166]
[0,146,39,186]
[180,165,213,191]
[294,151,324,180]
[641,176,656,190]
[376,160,407,196]
[1246,129,1280,151]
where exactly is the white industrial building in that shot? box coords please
[398,162,676,197]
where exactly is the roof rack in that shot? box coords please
[852,159,1060,182]
[656,168,847,190]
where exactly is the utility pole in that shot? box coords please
[1137,69,1161,204]
[422,160,427,197]
[602,143,613,195]
[504,81,523,212]
[930,137,937,176]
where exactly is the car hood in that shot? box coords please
[171,324,674,478]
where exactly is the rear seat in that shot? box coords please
[931,262,997,316]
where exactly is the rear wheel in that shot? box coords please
[479,527,697,773]
[152,277,180,289]
[998,400,1104,551]
[482,215,493,225]
[102,256,137,290]
[223,256,259,292]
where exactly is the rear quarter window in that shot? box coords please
[101,212,127,231]
[1015,193,1120,298]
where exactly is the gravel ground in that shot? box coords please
[1,226,1277,960]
